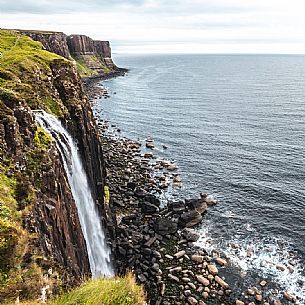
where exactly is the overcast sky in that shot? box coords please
[1,0,305,54]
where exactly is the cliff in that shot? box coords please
[16,29,120,77]
[0,29,111,302]
[17,30,71,59]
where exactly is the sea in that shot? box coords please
[93,54,305,303]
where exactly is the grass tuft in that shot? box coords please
[50,273,146,305]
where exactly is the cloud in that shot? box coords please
[0,0,146,14]
[1,0,305,53]
[0,0,262,14]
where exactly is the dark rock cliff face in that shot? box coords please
[49,60,113,233]
[67,34,96,55]
[0,31,111,301]
[67,34,117,72]
[17,30,71,59]
[94,40,112,58]
[0,93,90,300]
[20,30,117,73]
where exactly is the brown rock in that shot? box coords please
[215,276,229,289]
[196,275,210,286]
[207,264,218,275]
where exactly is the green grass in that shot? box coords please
[0,165,20,287]
[0,29,69,118]
[74,57,97,77]
[50,273,146,305]
[2,273,146,305]
[72,55,111,77]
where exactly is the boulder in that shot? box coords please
[186,199,208,214]
[141,201,159,214]
[174,250,186,259]
[169,200,185,212]
[216,257,228,266]
[154,218,178,235]
[191,255,204,263]
[179,210,203,228]
[188,296,198,305]
[196,275,210,286]
[144,194,161,206]
[207,264,218,275]
[181,228,200,242]
[215,276,229,289]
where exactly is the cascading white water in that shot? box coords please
[35,111,113,277]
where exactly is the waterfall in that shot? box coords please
[35,111,113,277]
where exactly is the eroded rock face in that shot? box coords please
[19,30,117,72]
[18,30,71,59]
[67,34,96,55]
[94,40,112,58]
[0,48,111,300]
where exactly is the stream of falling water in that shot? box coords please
[35,111,113,277]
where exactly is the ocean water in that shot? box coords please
[93,54,305,302]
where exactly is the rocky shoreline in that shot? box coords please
[86,79,297,305]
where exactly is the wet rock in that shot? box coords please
[256,294,263,302]
[283,292,295,302]
[154,218,178,235]
[216,257,228,266]
[179,210,203,228]
[144,194,161,206]
[173,175,182,183]
[168,274,179,283]
[276,264,286,271]
[188,296,198,305]
[141,201,159,214]
[181,228,200,242]
[207,264,218,275]
[146,142,155,149]
[205,195,217,205]
[186,198,208,214]
[196,275,210,286]
[170,200,185,212]
[167,165,177,171]
[191,255,204,263]
[215,276,229,289]
[174,250,186,259]
[260,280,267,287]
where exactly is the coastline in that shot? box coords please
[87,79,240,305]
[86,74,301,305]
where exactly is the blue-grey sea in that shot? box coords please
[94,54,305,302]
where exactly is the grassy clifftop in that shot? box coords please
[0,29,71,117]
[3,273,146,305]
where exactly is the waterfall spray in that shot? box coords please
[35,111,113,277]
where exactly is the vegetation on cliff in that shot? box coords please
[0,29,69,118]
[50,273,146,305]
[3,273,146,305]
[0,28,145,305]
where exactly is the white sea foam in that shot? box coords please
[195,221,305,304]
